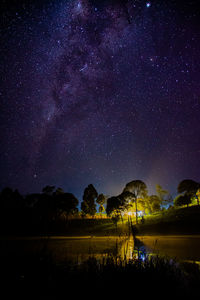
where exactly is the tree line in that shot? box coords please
[106,179,200,224]
[174,179,200,207]
[106,180,172,224]
[0,178,199,233]
[0,186,79,234]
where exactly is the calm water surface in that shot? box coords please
[0,236,127,264]
[1,235,200,264]
[137,235,200,263]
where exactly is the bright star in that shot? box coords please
[146,2,151,8]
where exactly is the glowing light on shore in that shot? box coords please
[127,211,133,216]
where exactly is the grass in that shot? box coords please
[46,217,129,236]
[135,205,200,235]
[56,206,200,237]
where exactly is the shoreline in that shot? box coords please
[1,233,200,240]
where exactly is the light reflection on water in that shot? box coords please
[1,235,200,265]
[120,236,150,261]
[135,235,200,264]
[106,235,200,264]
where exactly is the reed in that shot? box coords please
[0,248,199,298]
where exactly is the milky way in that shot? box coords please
[1,0,200,201]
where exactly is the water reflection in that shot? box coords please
[120,236,148,261]
[114,235,200,264]
[132,235,200,264]
[0,236,130,264]
[1,235,200,265]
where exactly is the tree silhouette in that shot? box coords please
[156,184,172,207]
[42,185,55,195]
[148,195,161,212]
[178,179,199,194]
[0,187,13,209]
[54,187,64,195]
[174,194,191,207]
[106,195,128,226]
[196,189,200,206]
[106,194,127,217]
[81,184,98,216]
[123,180,147,224]
[0,188,26,234]
[177,179,200,206]
[96,193,106,215]
[54,192,79,218]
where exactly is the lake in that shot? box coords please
[1,235,200,264]
[0,236,128,264]
[136,235,200,263]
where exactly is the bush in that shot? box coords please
[1,249,199,298]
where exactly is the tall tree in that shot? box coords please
[177,179,200,206]
[42,185,55,195]
[106,196,122,227]
[106,193,131,217]
[174,194,191,207]
[96,193,106,215]
[106,194,129,226]
[54,193,79,218]
[196,189,200,206]
[81,184,98,217]
[156,184,172,207]
[148,195,161,212]
[0,187,13,209]
[178,179,199,195]
[123,180,147,224]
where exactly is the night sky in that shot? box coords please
[1,0,200,201]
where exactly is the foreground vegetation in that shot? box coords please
[1,248,200,298]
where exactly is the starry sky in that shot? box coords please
[1,0,200,201]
